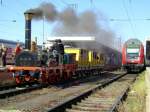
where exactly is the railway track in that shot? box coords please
[48,73,136,112]
[0,84,48,99]
[0,83,37,91]
[0,71,113,99]
[0,71,126,111]
[0,84,18,91]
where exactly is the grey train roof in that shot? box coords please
[125,38,142,45]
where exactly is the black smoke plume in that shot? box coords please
[26,2,117,50]
[26,2,58,22]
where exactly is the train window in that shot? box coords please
[93,52,97,59]
[80,49,83,55]
[81,49,87,59]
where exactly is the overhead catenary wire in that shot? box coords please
[0,0,22,16]
[89,0,107,23]
[89,0,150,22]
[109,18,150,21]
[128,0,139,37]
[60,0,78,9]
[122,0,137,38]
[60,0,69,6]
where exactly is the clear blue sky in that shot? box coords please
[0,0,150,46]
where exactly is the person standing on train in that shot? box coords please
[51,39,64,64]
[14,43,22,57]
[51,40,59,64]
[57,39,64,64]
[2,46,7,66]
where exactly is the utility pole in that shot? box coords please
[118,37,122,51]
[42,16,45,49]
[35,37,37,45]
[1,0,2,5]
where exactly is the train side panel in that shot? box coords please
[65,48,89,69]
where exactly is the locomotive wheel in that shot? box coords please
[48,74,56,84]
[41,74,47,83]
[62,72,68,81]
[15,76,21,84]
[56,75,60,82]
[53,75,57,83]
[24,74,31,82]
[56,70,61,82]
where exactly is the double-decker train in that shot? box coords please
[122,39,145,72]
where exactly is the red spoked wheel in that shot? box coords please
[68,71,73,79]
[55,75,60,82]
[63,72,68,81]
[24,74,31,82]
[55,71,61,82]
[41,74,47,83]
[48,74,57,84]
[15,76,21,84]
[51,75,57,84]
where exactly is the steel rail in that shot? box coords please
[109,74,137,112]
[0,84,47,99]
[47,72,127,112]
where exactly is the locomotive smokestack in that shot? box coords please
[24,12,33,50]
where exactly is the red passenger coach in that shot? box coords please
[122,39,145,72]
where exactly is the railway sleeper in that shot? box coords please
[77,102,112,108]
[69,105,109,111]
[80,101,113,106]
[85,97,115,102]
[66,109,99,112]
[90,94,116,98]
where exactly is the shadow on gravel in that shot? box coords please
[127,69,145,74]
[49,72,118,89]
